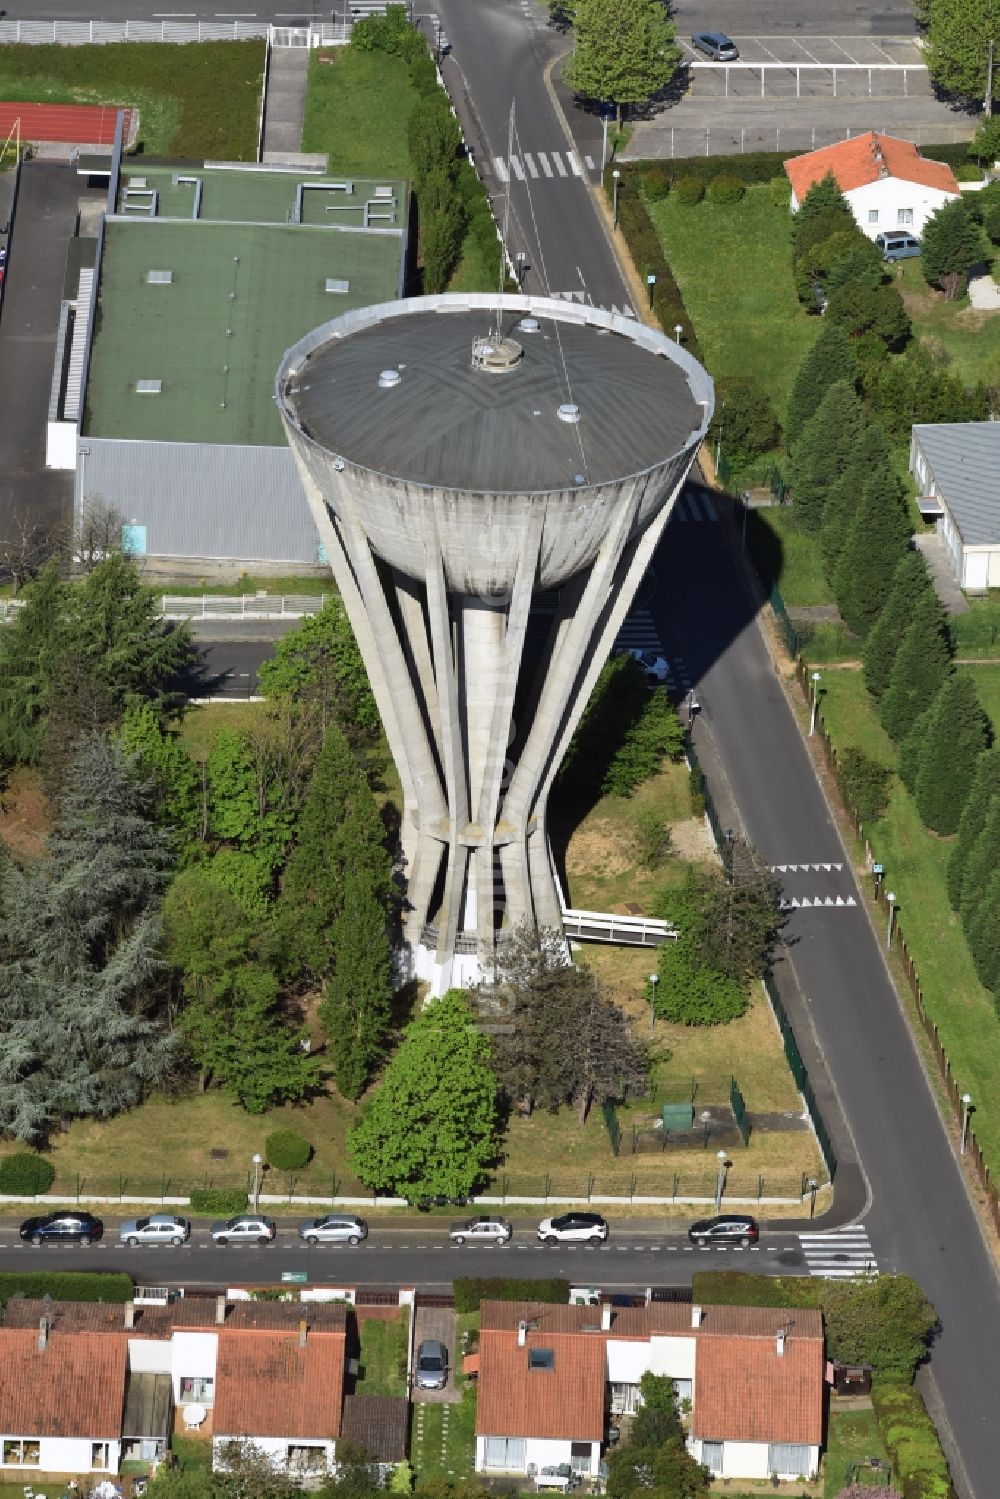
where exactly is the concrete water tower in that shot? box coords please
[277,294,712,993]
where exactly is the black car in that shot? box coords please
[20,1211,104,1246]
[688,1213,759,1246]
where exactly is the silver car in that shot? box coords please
[449,1215,512,1245]
[119,1213,191,1247]
[299,1214,368,1246]
[415,1338,448,1390]
[210,1214,276,1245]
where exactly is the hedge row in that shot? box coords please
[0,1272,133,1308]
[872,1377,955,1499]
[189,1188,248,1216]
[605,168,704,364]
[633,141,970,188]
[453,1277,569,1313]
[692,1270,822,1308]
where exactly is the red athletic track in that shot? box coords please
[0,102,132,146]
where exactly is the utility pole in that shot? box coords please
[986,37,995,117]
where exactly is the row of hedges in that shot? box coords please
[189,1187,247,1216]
[0,1272,133,1307]
[872,1378,955,1499]
[453,1277,568,1313]
[631,142,975,191]
[604,167,704,364]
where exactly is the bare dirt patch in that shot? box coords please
[0,767,48,861]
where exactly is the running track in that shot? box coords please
[0,102,132,146]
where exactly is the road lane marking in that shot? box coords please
[536,152,553,177]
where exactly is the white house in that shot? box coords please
[784,132,959,240]
[0,1319,125,1479]
[474,1300,824,1484]
[911,423,1000,592]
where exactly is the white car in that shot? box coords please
[118,1214,191,1247]
[449,1215,512,1245]
[299,1214,368,1246]
[623,648,671,685]
[210,1214,276,1245]
[537,1212,609,1244]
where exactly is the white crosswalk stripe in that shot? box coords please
[798,1225,878,1279]
[484,149,595,182]
[781,895,857,909]
[770,863,844,873]
[536,151,554,177]
[492,157,509,182]
[523,152,537,177]
[615,609,662,653]
[567,150,583,176]
[552,153,568,177]
[671,493,717,524]
[511,156,527,181]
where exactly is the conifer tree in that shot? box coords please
[321,868,394,1101]
[947,748,1000,909]
[785,324,860,444]
[820,421,902,581]
[958,797,1000,943]
[921,196,988,296]
[914,674,992,834]
[965,867,1000,997]
[879,592,953,742]
[898,706,933,794]
[788,381,865,533]
[862,551,934,700]
[834,476,912,638]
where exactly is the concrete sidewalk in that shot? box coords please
[262,44,310,158]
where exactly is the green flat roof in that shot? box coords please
[85,214,404,445]
[118,163,406,231]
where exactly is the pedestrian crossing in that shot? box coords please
[770,863,844,873]
[798,1224,878,1279]
[489,148,596,180]
[780,894,857,909]
[671,492,717,523]
[549,289,635,317]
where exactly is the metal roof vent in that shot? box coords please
[378,368,401,389]
[325,278,350,294]
[146,270,173,285]
[557,402,581,424]
[518,317,540,334]
[136,379,162,395]
[471,335,523,373]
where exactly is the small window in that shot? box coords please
[528,1348,554,1369]
[179,1376,215,1404]
[92,1443,110,1470]
[897,208,914,225]
[701,1441,723,1476]
[3,1439,40,1467]
[768,1442,812,1477]
[868,208,879,223]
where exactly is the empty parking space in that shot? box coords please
[680,34,925,66]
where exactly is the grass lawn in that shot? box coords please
[411,1385,477,1485]
[951,593,1000,658]
[301,48,417,177]
[811,668,1000,1173]
[0,41,263,157]
[895,256,1000,387]
[356,1310,409,1395]
[746,506,836,609]
[155,574,332,598]
[960,662,1000,732]
[176,700,267,760]
[823,1407,889,1496]
[646,185,819,421]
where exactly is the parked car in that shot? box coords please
[299,1214,368,1246]
[622,648,671,685]
[691,31,739,60]
[449,1215,512,1245]
[415,1338,449,1390]
[687,1213,759,1246]
[875,231,920,261]
[119,1214,191,1247]
[209,1214,276,1245]
[20,1212,104,1246]
[537,1211,609,1244]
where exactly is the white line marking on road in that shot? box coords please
[492,158,509,183]
[536,151,553,177]
[552,153,568,177]
[567,151,583,177]
[585,154,595,170]
[523,152,538,177]
[511,156,527,181]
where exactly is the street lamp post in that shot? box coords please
[886,891,896,949]
[809,671,821,737]
[715,1150,728,1212]
[648,972,659,1033]
[611,168,621,231]
[807,1177,819,1218]
[251,1152,263,1215]
[673,323,683,343]
[515,250,527,286]
[961,1093,973,1154]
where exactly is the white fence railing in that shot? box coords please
[0,18,350,45]
[562,908,676,947]
[160,593,328,620]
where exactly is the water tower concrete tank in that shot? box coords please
[278,294,713,993]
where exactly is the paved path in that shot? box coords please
[263,43,309,158]
[914,532,969,615]
[412,1305,461,1404]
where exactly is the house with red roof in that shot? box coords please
[474,1300,824,1485]
[784,131,959,241]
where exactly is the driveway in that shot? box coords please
[412,1305,461,1404]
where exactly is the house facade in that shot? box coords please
[784,132,959,240]
[910,423,1000,592]
[474,1300,824,1484]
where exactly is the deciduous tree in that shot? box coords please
[565,0,681,126]
[348,989,498,1199]
[119,703,204,855]
[708,376,782,468]
[862,550,933,700]
[607,1372,710,1499]
[914,673,992,833]
[257,596,379,742]
[925,0,1000,108]
[602,687,685,796]
[838,747,894,825]
[879,592,953,742]
[654,881,748,1026]
[921,196,989,297]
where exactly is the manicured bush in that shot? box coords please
[189,1187,248,1216]
[706,173,745,205]
[642,165,671,201]
[673,176,704,206]
[871,1377,953,1499]
[0,1272,133,1307]
[656,150,800,186]
[0,1153,56,1196]
[838,747,893,825]
[771,174,792,206]
[454,1277,569,1313]
[265,1130,313,1172]
[612,173,703,362]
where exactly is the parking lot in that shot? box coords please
[682,33,931,100]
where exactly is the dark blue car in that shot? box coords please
[20,1211,104,1246]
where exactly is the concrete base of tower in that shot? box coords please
[410,941,483,997]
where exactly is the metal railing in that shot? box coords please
[0,18,270,42]
[561,908,676,947]
[627,121,975,160]
[160,592,328,620]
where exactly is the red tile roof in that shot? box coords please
[0,1330,127,1438]
[784,132,958,201]
[213,1328,346,1439]
[693,1326,824,1446]
[476,1329,606,1442]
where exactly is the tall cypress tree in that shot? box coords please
[898,706,933,794]
[966,867,1000,997]
[914,675,992,834]
[879,592,953,742]
[321,868,394,1101]
[788,381,865,533]
[834,476,912,639]
[948,749,1000,909]
[785,324,859,444]
[862,551,934,701]
[959,798,1000,944]
[821,421,901,581]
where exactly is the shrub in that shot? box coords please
[954,161,985,181]
[265,1130,312,1171]
[0,1153,56,1196]
[871,1377,953,1498]
[709,375,782,467]
[673,176,704,206]
[706,173,745,205]
[634,809,675,870]
[838,747,893,825]
[189,1188,248,1216]
[454,1277,569,1313]
[602,688,686,797]
[642,165,671,201]
[771,174,792,206]
[0,1272,133,1306]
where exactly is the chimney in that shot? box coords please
[37,1317,49,1352]
[691,1305,703,1329]
[215,1295,227,1326]
[299,1319,308,1349]
[601,1302,613,1332]
[776,1329,787,1358]
[517,1320,527,1348]
[125,1302,136,1330]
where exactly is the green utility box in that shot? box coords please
[661,1102,694,1132]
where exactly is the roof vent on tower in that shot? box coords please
[378,368,402,389]
[517,317,541,334]
[471,335,524,372]
[557,403,581,424]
